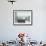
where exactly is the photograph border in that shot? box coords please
[13,10,33,26]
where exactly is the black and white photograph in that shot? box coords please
[13,10,32,25]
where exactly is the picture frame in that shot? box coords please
[13,10,33,26]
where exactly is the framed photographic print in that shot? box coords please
[13,10,32,25]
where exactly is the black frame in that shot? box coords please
[13,10,33,26]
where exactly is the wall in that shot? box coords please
[0,0,46,42]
